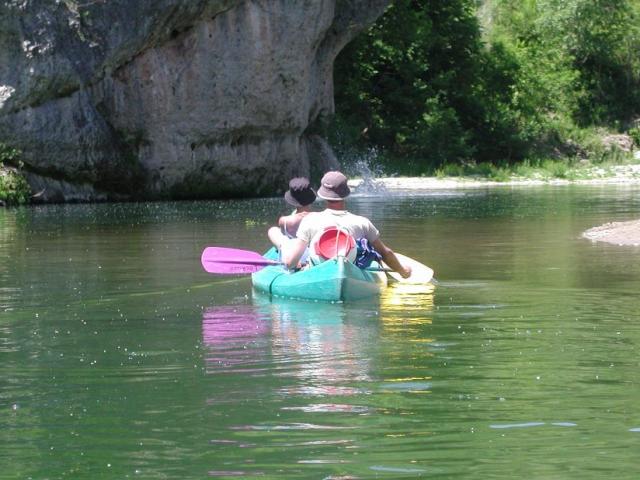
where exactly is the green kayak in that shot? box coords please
[251,248,387,302]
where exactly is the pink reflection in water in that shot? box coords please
[202,305,268,343]
[202,305,269,373]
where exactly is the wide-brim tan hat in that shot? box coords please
[317,171,350,200]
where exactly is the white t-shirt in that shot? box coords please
[296,209,380,245]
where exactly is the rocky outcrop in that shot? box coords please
[0,0,388,202]
[583,220,640,246]
[601,133,633,153]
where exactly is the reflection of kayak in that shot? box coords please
[251,248,387,302]
[252,292,347,325]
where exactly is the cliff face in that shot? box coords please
[0,0,388,201]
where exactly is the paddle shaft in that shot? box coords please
[204,258,394,272]
[201,246,396,274]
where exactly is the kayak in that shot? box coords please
[251,248,387,302]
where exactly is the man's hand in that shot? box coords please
[400,264,412,279]
[372,238,412,279]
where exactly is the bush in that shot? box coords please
[333,0,487,171]
[0,143,30,206]
[332,0,640,174]
[628,127,640,148]
[0,169,30,205]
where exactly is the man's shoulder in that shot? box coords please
[342,210,373,225]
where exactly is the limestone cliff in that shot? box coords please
[0,0,388,201]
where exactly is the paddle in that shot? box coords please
[384,252,435,284]
[201,246,396,275]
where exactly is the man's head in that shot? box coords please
[317,171,350,201]
[284,177,316,208]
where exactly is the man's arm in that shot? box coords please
[281,237,308,269]
[372,238,412,278]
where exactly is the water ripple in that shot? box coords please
[281,404,373,414]
[490,422,577,429]
[230,423,356,431]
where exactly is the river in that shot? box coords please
[1,184,640,478]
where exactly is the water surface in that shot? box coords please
[1,185,640,478]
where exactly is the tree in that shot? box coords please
[333,0,640,173]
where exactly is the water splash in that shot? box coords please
[345,149,388,196]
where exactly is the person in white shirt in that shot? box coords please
[281,171,411,278]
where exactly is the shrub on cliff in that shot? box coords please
[0,144,30,206]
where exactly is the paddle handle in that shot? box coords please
[365,267,394,272]
[204,258,280,267]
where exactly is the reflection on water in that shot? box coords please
[203,296,378,394]
[202,305,270,374]
[263,296,375,397]
[380,281,435,328]
[200,284,442,475]
[201,296,382,476]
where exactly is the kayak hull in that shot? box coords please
[252,248,386,302]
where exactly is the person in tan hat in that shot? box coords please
[281,171,411,278]
[268,177,316,251]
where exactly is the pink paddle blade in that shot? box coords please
[201,247,280,274]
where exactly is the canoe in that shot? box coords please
[251,248,387,302]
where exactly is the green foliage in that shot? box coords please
[490,0,640,125]
[333,0,640,174]
[333,0,483,168]
[0,169,30,205]
[628,127,640,147]
[0,143,21,165]
[541,158,569,178]
[0,143,30,206]
[434,161,512,180]
[431,154,637,182]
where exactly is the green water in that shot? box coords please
[1,185,640,479]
